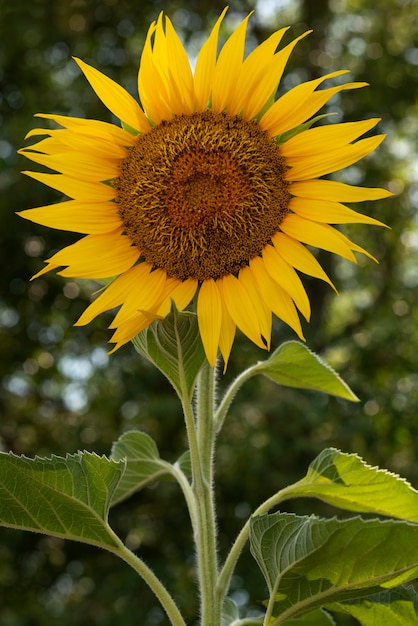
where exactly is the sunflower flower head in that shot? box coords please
[19,9,391,368]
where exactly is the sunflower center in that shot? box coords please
[115,110,290,281]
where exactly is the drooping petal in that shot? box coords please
[108,312,157,352]
[74,57,150,132]
[271,232,336,290]
[110,268,167,327]
[157,277,198,317]
[76,263,154,326]
[197,278,223,367]
[249,256,304,340]
[218,296,236,372]
[218,273,266,349]
[280,214,358,262]
[238,265,272,349]
[262,244,311,321]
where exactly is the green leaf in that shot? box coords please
[283,609,335,625]
[250,512,418,623]
[110,430,173,505]
[286,447,418,521]
[255,341,358,401]
[328,586,418,625]
[132,304,206,399]
[0,451,124,549]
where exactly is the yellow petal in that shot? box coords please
[73,57,149,133]
[332,228,378,262]
[76,263,153,326]
[289,196,387,227]
[22,171,116,201]
[227,26,289,116]
[289,179,393,202]
[280,214,358,262]
[218,273,266,349]
[157,277,198,317]
[211,14,252,113]
[26,130,130,160]
[108,312,155,350]
[19,148,119,182]
[164,16,194,113]
[238,265,272,348]
[110,268,167,327]
[241,31,310,120]
[18,200,122,234]
[34,232,139,279]
[193,8,228,111]
[260,72,365,136]
[281,118,380,157]
[137,21,173,124]
[218,296,236,372]
[285,135,386,181]
[197,279,222,367]
[249,256,304,339]
[34,113,139,144]
[271,232,335,290]
[262,244,311,321]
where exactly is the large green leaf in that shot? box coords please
[110,430,173,505]
[250,512,418,623]
[285,447,418,521]
[328,586,418,625]
[0,451,124,549]
[132,305,206,399]
[255,341,358,401]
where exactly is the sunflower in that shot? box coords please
[19,9,390,367]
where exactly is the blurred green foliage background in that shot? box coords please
[0,0,417,623]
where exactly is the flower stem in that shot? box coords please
[217,485,296,605]
[110,536,186,626]
[215,363,260,433]
[181,360,220,626]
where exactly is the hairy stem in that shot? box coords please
[111,537,186,626]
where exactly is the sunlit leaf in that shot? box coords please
[250,512,418,623]
[286,447,418,520]
[328,585,418,625]
[255,341,358,400]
